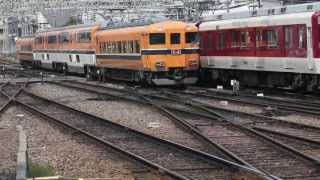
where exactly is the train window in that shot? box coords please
[76,55,80,63]
[217,32,225,50]
[170,33,180,44]
[122,41,127,53]
[99,42,103,53]
[186,32,199,44]
[69,55,72,63]
[46,54,50,60]
[285,27,293,48]
[48,35,57,44]
[100,42,103,52]
[106,42,111,53]
[128,41,134,53]
[240,32,250,48]
[231,31,239,47]
[117,41,121,53]
[149,33,165,45]
[104,42,108,53]
[77,31,91,43]
[267,29,278,48]
[110,42,114,53]
[135,40,140,53]
[319,24,320,48]
[298,27,307,49]
[207,33,214,49]
[35,36,43,44]
[59,32,69,43]
[256,30,262,47]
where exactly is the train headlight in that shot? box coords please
[155,61,165,67]
[188,60,198,66]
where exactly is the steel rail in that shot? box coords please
[253,127,320,146]
[155,92,320,166]
[48,80,320,131]
[17,89,271,179]
[191,86,320,107]
[176,89,320,115]
[46,81,320,164]
[187,86,320,108]
[47,81,272,174]
[151,91,320,131]
[14,100,189,180]
[46,81,320,179]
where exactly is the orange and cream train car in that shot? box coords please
[16,37,34,67]
[93,21,200,85]
[16,21,199,85]
[32,24,100,73]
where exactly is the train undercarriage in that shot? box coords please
[201,68,320,92]
[86,65,198,86]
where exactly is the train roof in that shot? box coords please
[16,37,34,41]
[36,23,100,34]
[99,17,169,30]
[200,11,317,31]
[203,2,320,22]
[97,20,197,36]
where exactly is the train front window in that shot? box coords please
[149,33,165,45]
[185,32,199,44]
[170,33,180,44]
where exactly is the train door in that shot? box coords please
[168,31,185,68]
[283,25,295,70]
[306,25,313,70]
[311,12,320,59]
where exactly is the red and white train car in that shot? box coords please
[199,3,320,90]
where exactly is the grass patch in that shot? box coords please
[28,160,55,178]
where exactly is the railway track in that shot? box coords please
[182,87,320,115]
[0,85,9,105]
[1,82,25,97]
[48,81,320,179]
[0,58,11,65]
[151,92,320,148]
[14,89,267,180]
[144,94,320,179]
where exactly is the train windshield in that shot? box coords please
[185,32,199,44]
[149,33,165,45]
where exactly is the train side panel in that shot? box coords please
[199,11,320,90]
[33,25,99,74]
[96,21,199,85]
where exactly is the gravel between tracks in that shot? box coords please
[27,83,214,154]
[0,128,18,180]
[187,96,264,114]
[0,106,140,179]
